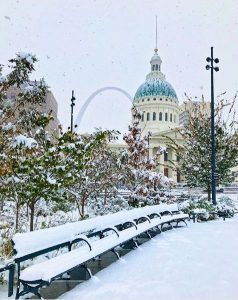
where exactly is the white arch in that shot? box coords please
[74,86,133,126]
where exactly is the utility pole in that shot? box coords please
[206,47,219,205]
[70,90,76,132]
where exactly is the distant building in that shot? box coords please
[6,85,60,136]
[131,46,184,182]
[110,46,184,182]
[230,166,238,184]
[179,101,210,126]
[109,40,236,184]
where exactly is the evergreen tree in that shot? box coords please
[123,106,173,207]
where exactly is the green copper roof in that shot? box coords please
[134,78,177,101]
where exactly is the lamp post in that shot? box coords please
[70,90,76,132]
[206,47,219,205]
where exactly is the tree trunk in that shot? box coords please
[29,202,35,231]
[15,201,20,232]
[207,186,211,202]
[80,197,85,219]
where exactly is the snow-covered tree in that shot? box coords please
[123,106,173,207]
[66,129,126,219]
[0,53,50,231]
[170,96,238,201]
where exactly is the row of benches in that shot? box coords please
[11,205,188,299]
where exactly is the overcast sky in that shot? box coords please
[1,0,238,134]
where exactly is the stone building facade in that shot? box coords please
[6,85,60,136]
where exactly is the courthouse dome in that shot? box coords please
[134,49,177,102]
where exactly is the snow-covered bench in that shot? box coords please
[12,205,188,299]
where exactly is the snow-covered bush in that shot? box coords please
[216,196,237,216]
[179,195,237,221]
[88,195,130,216]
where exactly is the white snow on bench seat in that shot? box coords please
[19,213,188,283]
[13,204,181,258]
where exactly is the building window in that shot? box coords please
[142,113,144,122]
[152,65,155,71]
[147,98,150,101]
[164,168,169,177]
[158,65,161,71]
[165,112,168,121]
[174,115,176,122]
[153,98,156,101]
[147,112,150,121]
[159,112,162,121]
[170,113,173,122]
[142,99,144,102]
[156,64,158,70]
[160,98,162,101]
[164,151,168,161]
[153,112,156,121]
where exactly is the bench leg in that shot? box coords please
[15,283,20,300]
[81,264,92,278]
[161,224,164,232]
[17,282,43,300]
[181,219,188,227]
[156,225,162,234]
[111,249,120,260]
[168,222,174,229]
[146,231,152,239]
[175,219,187,227]
[133,239,139,248]
[15,263,21,300]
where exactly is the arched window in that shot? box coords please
[165,112,168,121]
[142,113,144,122]
[170,113,173,122]
[152,65,155,71]
[174,115,176,123]
[158,65,161,71]
[156,64,158,70]
[159,112,163,121]
[153,112,156,121]
[147,112,150,121]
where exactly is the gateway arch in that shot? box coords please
[74,86,133,126]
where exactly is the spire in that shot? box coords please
[150,16,162,73]
[155,16,158,53]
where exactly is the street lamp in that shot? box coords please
[206,47,219,205]
[70,90,76,132]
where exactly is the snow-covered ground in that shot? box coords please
[60,215,238,300]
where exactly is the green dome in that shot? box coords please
[134,78,177,101]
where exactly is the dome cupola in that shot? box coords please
[150,48,162,72]
[134,48,177,102]
[133,40,179,134]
